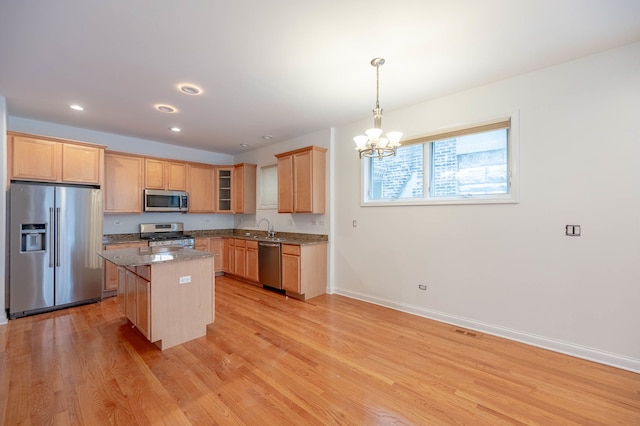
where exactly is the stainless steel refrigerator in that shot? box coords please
[9,182,103,318]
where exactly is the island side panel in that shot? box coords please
[150,257,214,350]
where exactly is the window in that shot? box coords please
[363,116,518,205]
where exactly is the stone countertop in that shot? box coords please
[98,246,213,267]
[103,229,328,246]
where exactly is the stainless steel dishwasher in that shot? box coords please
[258,241,282,289]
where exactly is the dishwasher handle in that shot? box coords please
[258,242,281,248]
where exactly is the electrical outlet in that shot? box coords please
[418,284,427,291]
[113,221,121,225]
[565,225,581,236]
[179,275,191,284]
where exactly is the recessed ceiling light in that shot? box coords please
[69,104,84,111]
[178,84,202,95]
[170,127,181,132]
[240,143,250,147]
[155,104,177,113]
[262,135,273,140]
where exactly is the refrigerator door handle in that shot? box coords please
[55,207,61,267]
[49,207,55,267]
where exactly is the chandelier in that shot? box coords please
[353,57,403,159]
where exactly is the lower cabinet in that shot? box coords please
[112,257,213,349]
[196,237,225,275]
[210,238,224,273]
[245,240,259,282]
[103,242,148,294]
[121,265,152,340]
[222,237,259,283]
[281,243,327,300]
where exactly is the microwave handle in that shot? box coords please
[181,195,188,210]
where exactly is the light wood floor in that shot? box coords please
[1,276,638,425]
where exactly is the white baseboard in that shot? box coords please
[334,288,640,374]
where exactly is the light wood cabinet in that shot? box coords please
[216,167,234,213]
[223,238,234,273]
[117,267,126,314]
[281,243,327,300]
[275,145,326,214]
[112,257,213,349]
[188,163,215,213]
[210,238,224,273]
[121,265,151,340]
[145,158,187,191]
[233,163,257,214]
[9,132,104,185]
[104,152,144,213]
[135,269,151,340]
[222,237,258,282]
[125,269,138,324]
[103,241,148,294]
[195,237,224,275]
[246,240,259,282]
[233,239,246,277]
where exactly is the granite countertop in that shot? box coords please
[98,246,213,267]
[103,229,328,246]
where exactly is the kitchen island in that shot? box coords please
[99,247,214,350]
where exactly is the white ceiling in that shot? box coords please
[1,1,639,155]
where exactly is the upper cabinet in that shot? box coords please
[233,163,256,214]
[188,163,215,213]
[144,158,187,191]
[9,132,104,186]
[275,146,326,214]
[104,151,144,213]
[215,166,233,213]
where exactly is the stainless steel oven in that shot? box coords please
[140,223,194,248]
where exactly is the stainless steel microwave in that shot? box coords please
[144,189,188,212]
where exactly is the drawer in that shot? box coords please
[246,240,258,250]
[282,244,300,256]
[234,238,246,247]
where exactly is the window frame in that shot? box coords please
[361,113,519,206]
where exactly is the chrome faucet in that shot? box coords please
[256,218,275,238]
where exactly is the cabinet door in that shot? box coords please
[233,239,246,277]
[210,238,224,273]
[188,163,215,213]
[117,267,126,314]
[61,143,102,184]
[216,167,233,213]
[136,275,151,340]
[104,258,119,292]
[166,161,187,190]
[11,135,60,181]
[125,270,137,324]
[105,152,144,213]
[281,252,301,293]
[246,241,259,282]
[233,164,257,214]
[292,150,313,213]
[223,238,234,273]
[277,155,294,213]
[104,242,148,293]
[145,158,166,189]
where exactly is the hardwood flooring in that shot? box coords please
[1,276,638,425]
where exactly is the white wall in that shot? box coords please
[233,128,331,236]
[7,117,235,234]
[333,42,640,372]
